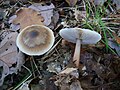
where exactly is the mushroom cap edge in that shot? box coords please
[16,25,55,55]
[59,28,101,44]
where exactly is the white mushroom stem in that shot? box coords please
[73,39,81,67]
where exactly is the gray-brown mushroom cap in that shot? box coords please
[16,25,54,55]
[59,28,101,44]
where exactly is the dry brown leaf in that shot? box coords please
[60,68,78,78]
[0,32,18,67]
[9,51,25,74]
[53,68,82,90]
[53,68,79,88]
[0,31,25,85]
[12,8,44,30]
[65,0,78,6]
[10,3,57,31]
[29,3,55,26]
[112,32,120,44]
[0,29,11,40]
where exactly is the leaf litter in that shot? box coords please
[10,3,59,31]
[0,31,25,86]
[12,7,44,31]
[0,0,120,90]
[29,3,55,26]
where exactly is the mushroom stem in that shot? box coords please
[73,39,81,67]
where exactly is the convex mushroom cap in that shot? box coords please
[16,25,54,55]
[59,28,101,44]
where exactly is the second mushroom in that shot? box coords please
[59,28,101,67]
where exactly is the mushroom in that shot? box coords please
[59,28,101,67]
[16,25,54,55]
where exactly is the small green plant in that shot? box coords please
[83,0,116,54]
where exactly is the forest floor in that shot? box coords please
[0,0,120,90]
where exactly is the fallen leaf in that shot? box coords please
[10,23,20,31]
[9,51,25,74]
[12,8,44,30]
[29,3,55,26]
[9,15,20,31]
[60,68,79,78]
[0,31,25,85]
[53,68,79,87]
[0,32,18,67]
[112,32,120,44]
[65,0,78,6]
[10,3,58,30]
[54,74,72,86]
[9,15,17,24]
[48,10,59,29]
[108,38,120,56]
[53,67,81,90]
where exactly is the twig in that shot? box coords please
[102,18,120,21]
[107,27,120,30]
[105,22,120,25]
[108,4,116,14]
[31,56,41,76]
[30,58,36,77]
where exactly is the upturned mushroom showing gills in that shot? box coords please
[59,28,101,67]
[16,25,54,55]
